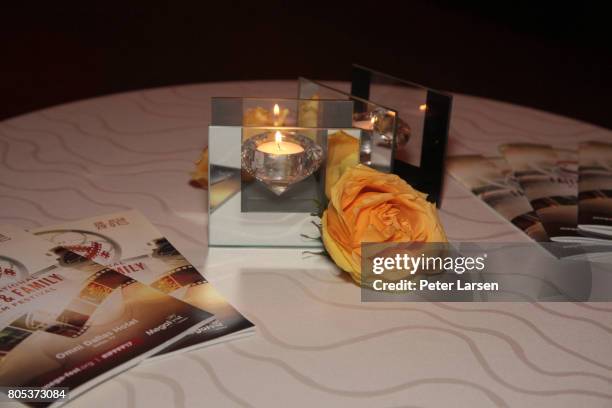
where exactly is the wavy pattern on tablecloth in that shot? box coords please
[0,136,186,176]
[0,193,77,221]
[242,272,612,381]
[451,112,602,140]
[128,97,208,122]
[0,122,190,168]
[139,90,203,108]
[247,316,612,401]
[457,106,575,130]
[0,194,204,247]
[187,349,423,408]
[172,87,212,103]
[0,177,155,211]
[39,111,203,155]
[128,372,186,408]
[0,179,169,224]
[226,343,511,407]
[458,97,594,127]
[129,95,208,121]
[0,180,130,211]
[248,312,612,386]
[2,82,611,408]
[0,215,42,227]
[299,269,612,334]
[0,130,90,172]
[185,354,254,408]
[114,377,137,408]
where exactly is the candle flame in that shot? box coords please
[419,104,427,111]
[273,104,280,117]
[274,131,283,151]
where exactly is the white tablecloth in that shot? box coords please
[1,81,612,407]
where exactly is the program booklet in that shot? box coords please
[500,143,583,242]
[0,225,214,407]
[578,141,612,238]
[31,210,254,361]
[446,154,549,242]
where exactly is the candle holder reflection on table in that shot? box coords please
[241,130,324,196]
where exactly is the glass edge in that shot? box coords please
[352,64,453,98]
[298,77,399,115]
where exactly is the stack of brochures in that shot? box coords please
[447,141,612,256]
[0,210,254,407]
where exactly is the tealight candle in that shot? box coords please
[256,131,304,155]
[242,131,323,196]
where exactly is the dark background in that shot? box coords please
[2,1,610,128]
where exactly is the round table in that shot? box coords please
[2,81,612,407]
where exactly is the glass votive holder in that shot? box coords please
[241,130,324,195]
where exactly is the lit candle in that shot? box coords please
[256,131,304,155]
[242,130,322,195]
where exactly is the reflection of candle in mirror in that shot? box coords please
[353,116,376,130]
[256,131,304,155]
[273,103,280,126]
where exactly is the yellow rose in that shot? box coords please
[321,164,447,284]
[190,147,209,189]
[325,130,360,199]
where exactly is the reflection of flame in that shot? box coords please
[273,104,280,117]
[274,131,283,143]
[370,116,376,125]
[419,104,427,111]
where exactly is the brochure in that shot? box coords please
[578,141,612,238]
[446,155,549,242]
[0,225,214,407]
[500,143,582,242]
[31,210,254,360]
